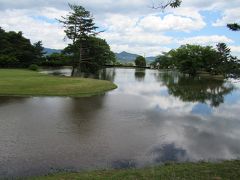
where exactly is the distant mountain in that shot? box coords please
[146,56,156,62]
[115,51,156,62]
[43,48,156,62]
[44,48,62,55]
[115,51,139,62]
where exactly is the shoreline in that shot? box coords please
[27,160,240,179]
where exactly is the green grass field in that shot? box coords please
[0,69,117,97]
[30,161,240,180]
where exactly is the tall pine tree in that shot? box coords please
[59,4,98,75]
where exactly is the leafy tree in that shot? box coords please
[41,53,72,67]
[135,56,146,67]
[152,52,174,69]
[168,44,209,76]
[63,36,116,73]
[80,36,116,73]
[0,27,45,68]
[156,44,240,78]
[0,55,19,68]
[167,44,240,77]
[58,4,98,74]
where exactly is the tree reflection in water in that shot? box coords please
[99,68,116,82]
[71,67,116,82]
[155,71,235,107]
[135,68,146,82]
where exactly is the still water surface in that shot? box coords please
[1,68,240,177]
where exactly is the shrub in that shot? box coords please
[28,64,39,71]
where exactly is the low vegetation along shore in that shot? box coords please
[30,161,240,180]
[0,69,117,97]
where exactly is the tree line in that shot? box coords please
[151,43,240,78]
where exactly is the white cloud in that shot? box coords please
[182,0,240,11]
[138,13,205,32]
[0,0,151,15]
[178,35,234,46]
[230,46,240,57]
[213,8,240,27]
[230,46,240,53]
[0,8,68,49]
[0,0,239,57]
[39,7,68,19]
[103,14,138,32]
[101,30,173,46]
[98,13,174,56]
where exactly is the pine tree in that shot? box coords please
[33,41,45,64]
[59,4,98,74]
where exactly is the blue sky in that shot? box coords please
[0,0,239,57]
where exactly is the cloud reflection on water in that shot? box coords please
[1,68,240,177]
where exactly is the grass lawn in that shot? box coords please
[29,161,240,180]
[0,69,117,97]
[30,161,240,180]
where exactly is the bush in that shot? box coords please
[28,64,39,71]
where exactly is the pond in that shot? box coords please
[1,67,240,178]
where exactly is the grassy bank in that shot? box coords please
[30,161,240,180]
[0,69,117,97]
[29,161,240,180]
